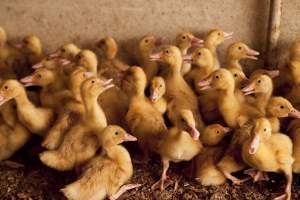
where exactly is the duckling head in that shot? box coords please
[96,36,118,59]
[227,42,259,61]
[190,47,214,67]
[15,35,42,55]
[176,32,203,50]
[100,125,137,147]
[0,80,25,106]
[149,45,182,69]
[201,124,231,146]
[177,109,200,140]
[74,50,98,74]
[241,74,272,95]
[149,76,165,102]
[267,97,300,118]
[138,35,164,57]
[81,76,114,100]
[20,68,55,87]
[122,66,146,96]
[48,43,80,60]
[205,29,233,47]
[228,68,248,87]
[250,69,280,79]
[0,26,7,47]
[32,56,70,69]
[249,118,272,154]
[198,68,235,91]
[69,67,94,91]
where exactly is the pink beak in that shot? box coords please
[245,49,260,60]
[191,36,204,46]
[186,125,200,140]
[249,135,260,155]
[182,54,192,64]
[84,72,95,78]
[288,108,300,118]
[59,58,71,66]
[150,88,159,102]
[32,62,44,69]
[124,133,137,142]
[223,127,232,134]
[48,51,60,59]
[241,83,255,95]
[265,70,280,78]
[20,75,36,87]
[198,77,212,90]
[224,32,234,40]
[0,95,7,106]
[14,43,24,49]
[149,52,161,62]
[101,78,114,91]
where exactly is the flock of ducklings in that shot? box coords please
[1,26,300,200]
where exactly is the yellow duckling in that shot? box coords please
[0,80,55,137]
[150,45,205,130]
[124,67,167,161]
[61,125,140,200]
[226,42,259,72]
[48,43,81,60]
[175,32,204,75]
[74,50,98,74]
[137,35,163,84]
[204,29,233,69]
[39,77,113,171]
[152,109,202,191]
[194,124,231,186]
[149,76,167,114]
[242,118,293,200]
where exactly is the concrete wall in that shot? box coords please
[1,0,296,68]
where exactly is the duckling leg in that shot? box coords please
[151,158,170,191]
[244,169,269,182]
[274,172,292,200]
[0,160,24,168]
[109,184,142,200]
[221,170,250,185]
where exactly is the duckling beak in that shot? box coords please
[241,83,255,95]
[198,77,212,90]
[0,95,7,106]
[59,58,71,66]
[149,51,161,62]
[249,135,260,155]
[182,54,192,64]
[48,51,60,59]
[191,36,204,46]
[223,127,232,134]
[223,32,234,40]
[150,88,159,102]
[288,108,300,118]
[186,125,200,140]
[101,78,115,91]
[245,49,260,60]
[265,70,280,78]
[124,133,137,142]
[14,43,24,49]
[84,72,95,78]
[32,62,44,69]
[20,76,36,87]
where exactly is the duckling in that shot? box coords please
[250,69,280,79]
[204,29,233,69]
[150,45,205,130]
[124,67,167,161]
[39,77,113,171]
[152,109,202,191]
[226,42,259,72]
[20,68,72,109]
[61,125,140,200]
[0,101,31,160]
[242,118,293,200]
[0,80,55,136]
[149,76,167,114]
[184,47,219,123]
[242,74,273,115]
[175,32,204,75]
[48,43,81,60]
[74,50,98,74]
[96,36,129,86]
[137,35,163,84]
[194,124,231,186]
[228,68,248,89]
[42,68,93,150]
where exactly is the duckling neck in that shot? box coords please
[227,58,242,70]
[105,50,117,60]
[205,41,217,56]
[255,91,272,113]
[14,88,33,107]
[70,83,82,102]
[83,94,107,127]
[103,145,132,170]
[169,61,182,75]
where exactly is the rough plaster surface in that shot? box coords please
[0,0,275,67]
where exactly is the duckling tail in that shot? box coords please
[195,166,226,186]
[39,151,75,171]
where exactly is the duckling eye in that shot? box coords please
[3,86,8,90]
[144,39,148,43]
[238,46,242,50]
[234,73,238,77]
[198,52,201,56]
[215,75,219,79]
[257,80,261,84]
[218,32,221,36]
[91,80,95,84]
[181,118,185,123]
[182,36,186,40]
[61,48,66,53]
[24,40,29,45]
[280,105,284,109]
[115,131,119,135]
[77,55,82,59]
[264,128,267,132]
[165,50,169,54]
[37,74,42,79]
[216,130,220,134]
[159,84,162,88]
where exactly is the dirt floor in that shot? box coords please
[1,137,300,200]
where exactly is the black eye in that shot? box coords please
[115,131,119,135]
[216,130,220,134]
[61,48,66,53]
[238,46,242,50]
[4,86,8,90]
[234,74,238,77]
[24,40,29,45]
[37,74,42,78]
[264,128,267,132]
[215,75,219,79]
[198,52,201,56]
[181,118,185,122]
[159,85,162,88]
[91,80,95,84]
[77,55,82,59]
[182,36,186,40]
[144,39,148,43]
[218,32,221,36]
[165,50,169,54]
[257,80,261,84]
[280,105,284,109]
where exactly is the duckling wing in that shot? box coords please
[270,134,294,166]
